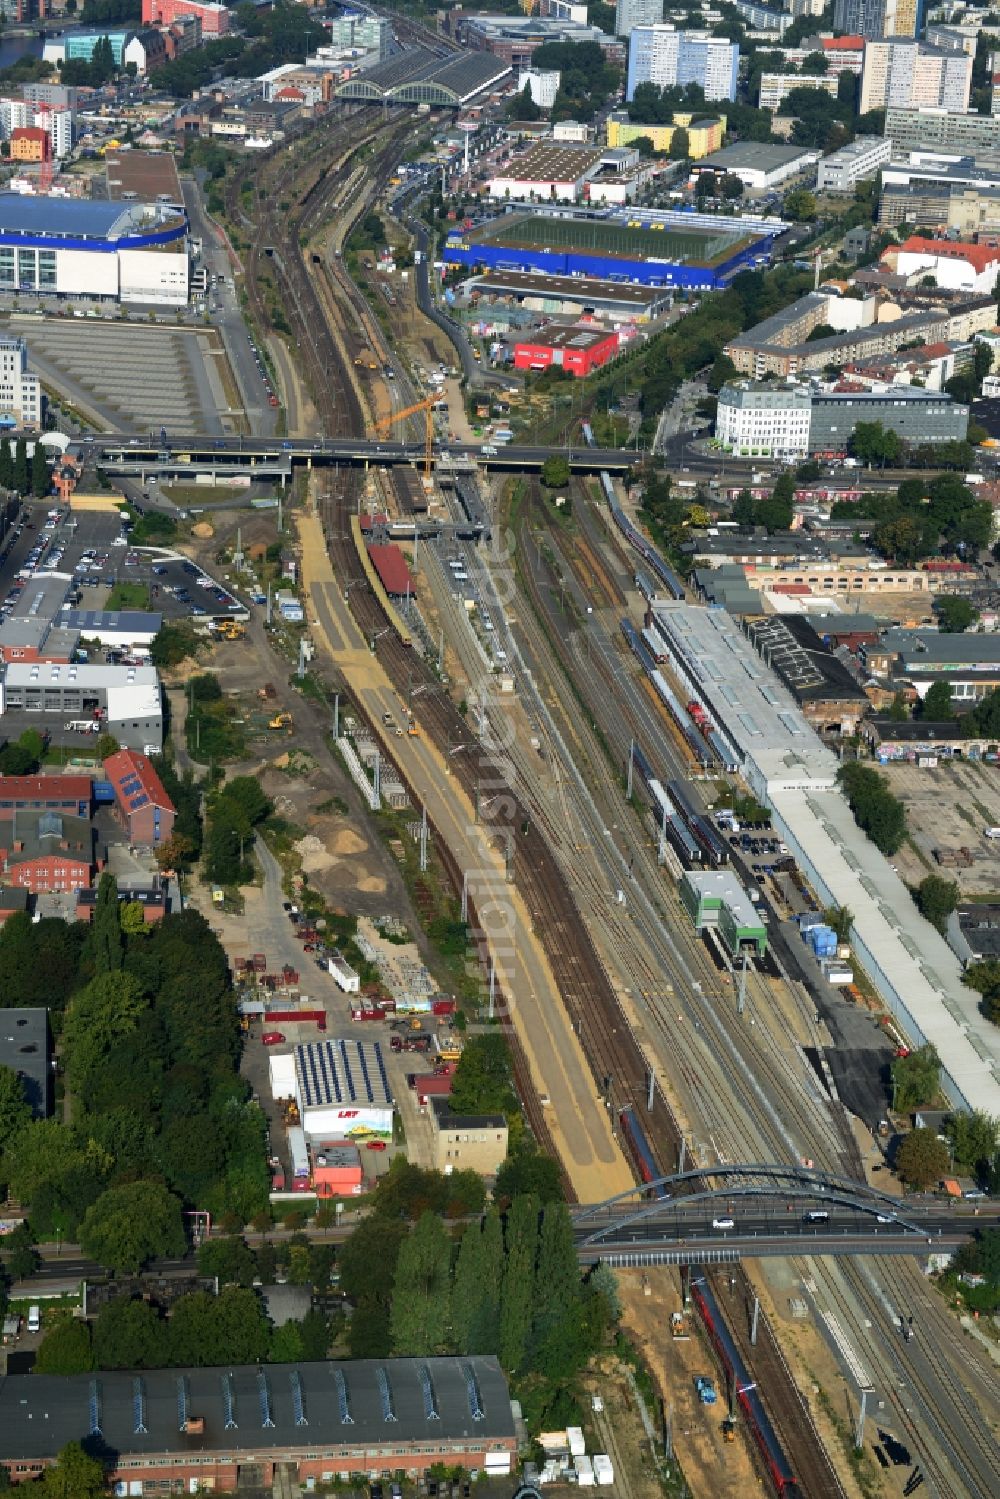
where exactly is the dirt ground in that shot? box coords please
[616,1270,759,1498]
[881,759,1000,896]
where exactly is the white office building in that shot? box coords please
[0,98,30,136]
[614,0,663,35]
[626,26,740,103]
[716,381,813,458]
[0,336,41,428]
[520,69,560,107]
[860,40,973,114]
[817,135,893,192]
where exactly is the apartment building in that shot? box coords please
[715,379,967,456]
[758,72,838,110]
[832,0,918,39]
[885,105,1000,155]
[615,0,663,34]
[606,108,724,158]
[626,25,739,102]
[860,40,972,113]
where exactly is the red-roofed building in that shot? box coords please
[103,749,175,848]
[367,544,414,598]
[787,35,864,75]
[0,775,91,820]
[890,236,1000,295]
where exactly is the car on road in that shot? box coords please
[366,1140,387,1151]
[261,1032,285,1046]
[711,1216,735,1230]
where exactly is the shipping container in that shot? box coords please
[288,1126,310,1180]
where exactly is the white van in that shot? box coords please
[27,1306,40,1334]
[985,828,1000,840]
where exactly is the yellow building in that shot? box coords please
[605,110,726,160]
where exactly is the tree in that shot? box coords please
[934,595,978,633]
[34,1317,95,1374]
[921,681,955,721]
[944,1110,1000,1177]
[889,691,909,722]
[12,435,27,494]
[822,905,854,943]
[721,173,743,200]
[495,1150,564,1204]
[707,353,738,394]
[452,1210,503,1354]
[838,762,907,856]
[30,441,50,497]
[95,732,120,760]
[150,620,198,669]
[530,1202,579,1353]
[695,170,717,200]
[37,1442,106,1499]
[389,1211,452,1355]
[93,1295,166,1369]
[913,874,959,935]
[896,1127,950,1190]
[540,454,570,489]
[964,958,1000,1025]
[79,1180,185,1274]
[89,871,123,974]
[668,126,689,160]
[784,188,817,221]
[0,1064,30,1155]
[500,1194,538,1373]
[891,1044,941,1111]
[196,1234,258,1288]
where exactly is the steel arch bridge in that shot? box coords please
[572,1163,925,1244]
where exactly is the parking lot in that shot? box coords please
[882,759,1000,896]
[8,314,238,434]
[0,501,246,638]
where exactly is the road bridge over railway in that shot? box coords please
[571,1164,1000,1265]
[76,433,638,482]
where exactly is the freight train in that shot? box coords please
[689,1276,799,1496]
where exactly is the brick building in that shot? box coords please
[513,321,619,376]
[0,1358,517,1490]
[0,810,100,893]
[0,774,91,820]
[103,748,175,847]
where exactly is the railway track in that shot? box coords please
[225,124,857,1498]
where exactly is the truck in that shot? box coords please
[694,1376,717,1406]
[687,701,710,730]
[288,1126,309,1181]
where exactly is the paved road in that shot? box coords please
[183,175,277,439]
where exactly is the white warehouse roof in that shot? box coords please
[649,602,1000,1114]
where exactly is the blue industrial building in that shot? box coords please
[443,209,777,291]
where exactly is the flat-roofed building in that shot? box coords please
[0,773,91,819]
[758,71,838,111]
[0,661,163,751]
[605,107,724,159]
[429,1098,509,1175]
[885,105,1000,156]
[680,869,767,957]
[817,135,893,192]
[693,141,818,190]
[860,39,972,114]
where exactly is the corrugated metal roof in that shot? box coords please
[367,543,414,598]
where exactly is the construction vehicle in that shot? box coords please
[373,395,438,478]
[354,353,378,370]
[268,712,293,730]
[408,717,419,737]
[722,1417,736,1443]
[217,620,245,640]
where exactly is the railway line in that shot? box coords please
[217,124,997,1498]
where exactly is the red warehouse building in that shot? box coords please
[513,321,619,377]
[103,748,175,847]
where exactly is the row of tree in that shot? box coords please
[832,472,993,565]
[837,761,907,856]
[35,1283,329,1375]
[0,435,49,497]
[340,1194,618,1431]
[0,885,269,1247]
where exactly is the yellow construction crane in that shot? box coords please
[374,396,437,478]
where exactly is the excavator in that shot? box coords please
[268,712,293,731]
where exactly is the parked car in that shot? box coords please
[366,1140,387,1152]
[261,1032,285,1046]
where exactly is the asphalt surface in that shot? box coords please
[183,175,278,438]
